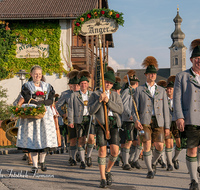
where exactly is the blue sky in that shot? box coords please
[108,0,200,71]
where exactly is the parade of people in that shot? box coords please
[1,1,200,190]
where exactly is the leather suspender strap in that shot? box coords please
[96,118,106,133]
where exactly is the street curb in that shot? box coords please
[0,148,23,155]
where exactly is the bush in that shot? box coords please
[0,86,11,120]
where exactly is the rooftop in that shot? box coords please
[0,0,98,19]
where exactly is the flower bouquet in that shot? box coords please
[10,98,46,119]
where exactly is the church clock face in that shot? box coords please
[174,46,178,51]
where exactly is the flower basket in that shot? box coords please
[10,98,46,119]
[19,113,45,119]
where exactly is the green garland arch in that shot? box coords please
[73,8,124,35]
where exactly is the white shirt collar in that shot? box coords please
[146,82,157,88]
[100,88,110,94]
[191,68,200,77]
[80,90,87,95]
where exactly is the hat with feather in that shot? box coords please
[190,39,200,58]
[157,80,167,88]
[166,75,176,88]
[142,56,158,74]
[78,70,90,83]
[104,66,115,84]
[112,76,121,90]
[123,69,140,83]
[67,70,79,84]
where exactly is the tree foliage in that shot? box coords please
[0,86,11,120]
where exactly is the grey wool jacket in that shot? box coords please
[173,68,200,126]
[133,84,170,129]
[56,89,73,117]
[88,90,124,128]
[68,90,93,124]
[121,88,136,122]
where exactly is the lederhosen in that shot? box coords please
[141,84,164,143]
[96,91,119,147]
[73,91,95,138]
[120,88,137,144]
[96,116,119,147]
[165,99,180,140]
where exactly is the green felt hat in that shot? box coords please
[130,75,140,82]
[142,56,158,74]
[79,76,89,83]
[166,75,175,88]
[145,65,157,74]
[70,76,79,84]
[78,70,90,84]
[67,70,79,84]
[68,78,73,84]
[166,81,174,88]
[112,82,121,90]
[104,66,115,84]
[191,45,200,58]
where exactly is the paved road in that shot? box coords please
[0,149,197,190]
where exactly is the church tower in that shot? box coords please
[169,7,186,76]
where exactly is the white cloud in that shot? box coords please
[126,57,141,69]
[108,55,125,71]
[108,55,142,71]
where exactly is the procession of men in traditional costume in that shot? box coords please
[5,38,200,190]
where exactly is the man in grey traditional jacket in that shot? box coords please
[88,67,123,188]
[56,70,80,166]
[165,76,181,171]
[120,70,142,170]
[68,70,95,169]
[134,56,170,179]
[173,39,200,190]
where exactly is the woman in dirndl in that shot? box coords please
[16,65,58,173]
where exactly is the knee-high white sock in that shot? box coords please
[87,143,94,158]
[143,150,152,172]
[132,145,143,162]
[152,148,163,165]
[186,155,198,183]
[31,152,38,168]
[40,152,47,163]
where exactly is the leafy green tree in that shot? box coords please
[0,86,11,120]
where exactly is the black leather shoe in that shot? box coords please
[114,160,119,166]
[189,179,199,190]
[70,159,77,166]
[68,157,72,164]
[197,166,200,173]
[152,164,156,174]
[41,162,47,172]
[158,157,164,165]
[86,157,92,167]
[167,164,173,171]
[61,148,64,154]
[99,179,107,188]
[146,171,154,179]
[131,160,142,169]
[80,161,86,169]
[105,172,112,186]
[30,167,38,173]
[172,159,179,170]
[76,153,81,162]
[161,162,166,168]
[22,154,28,160]
[122,164,132,170]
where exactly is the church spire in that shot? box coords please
[170,6,185,48]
